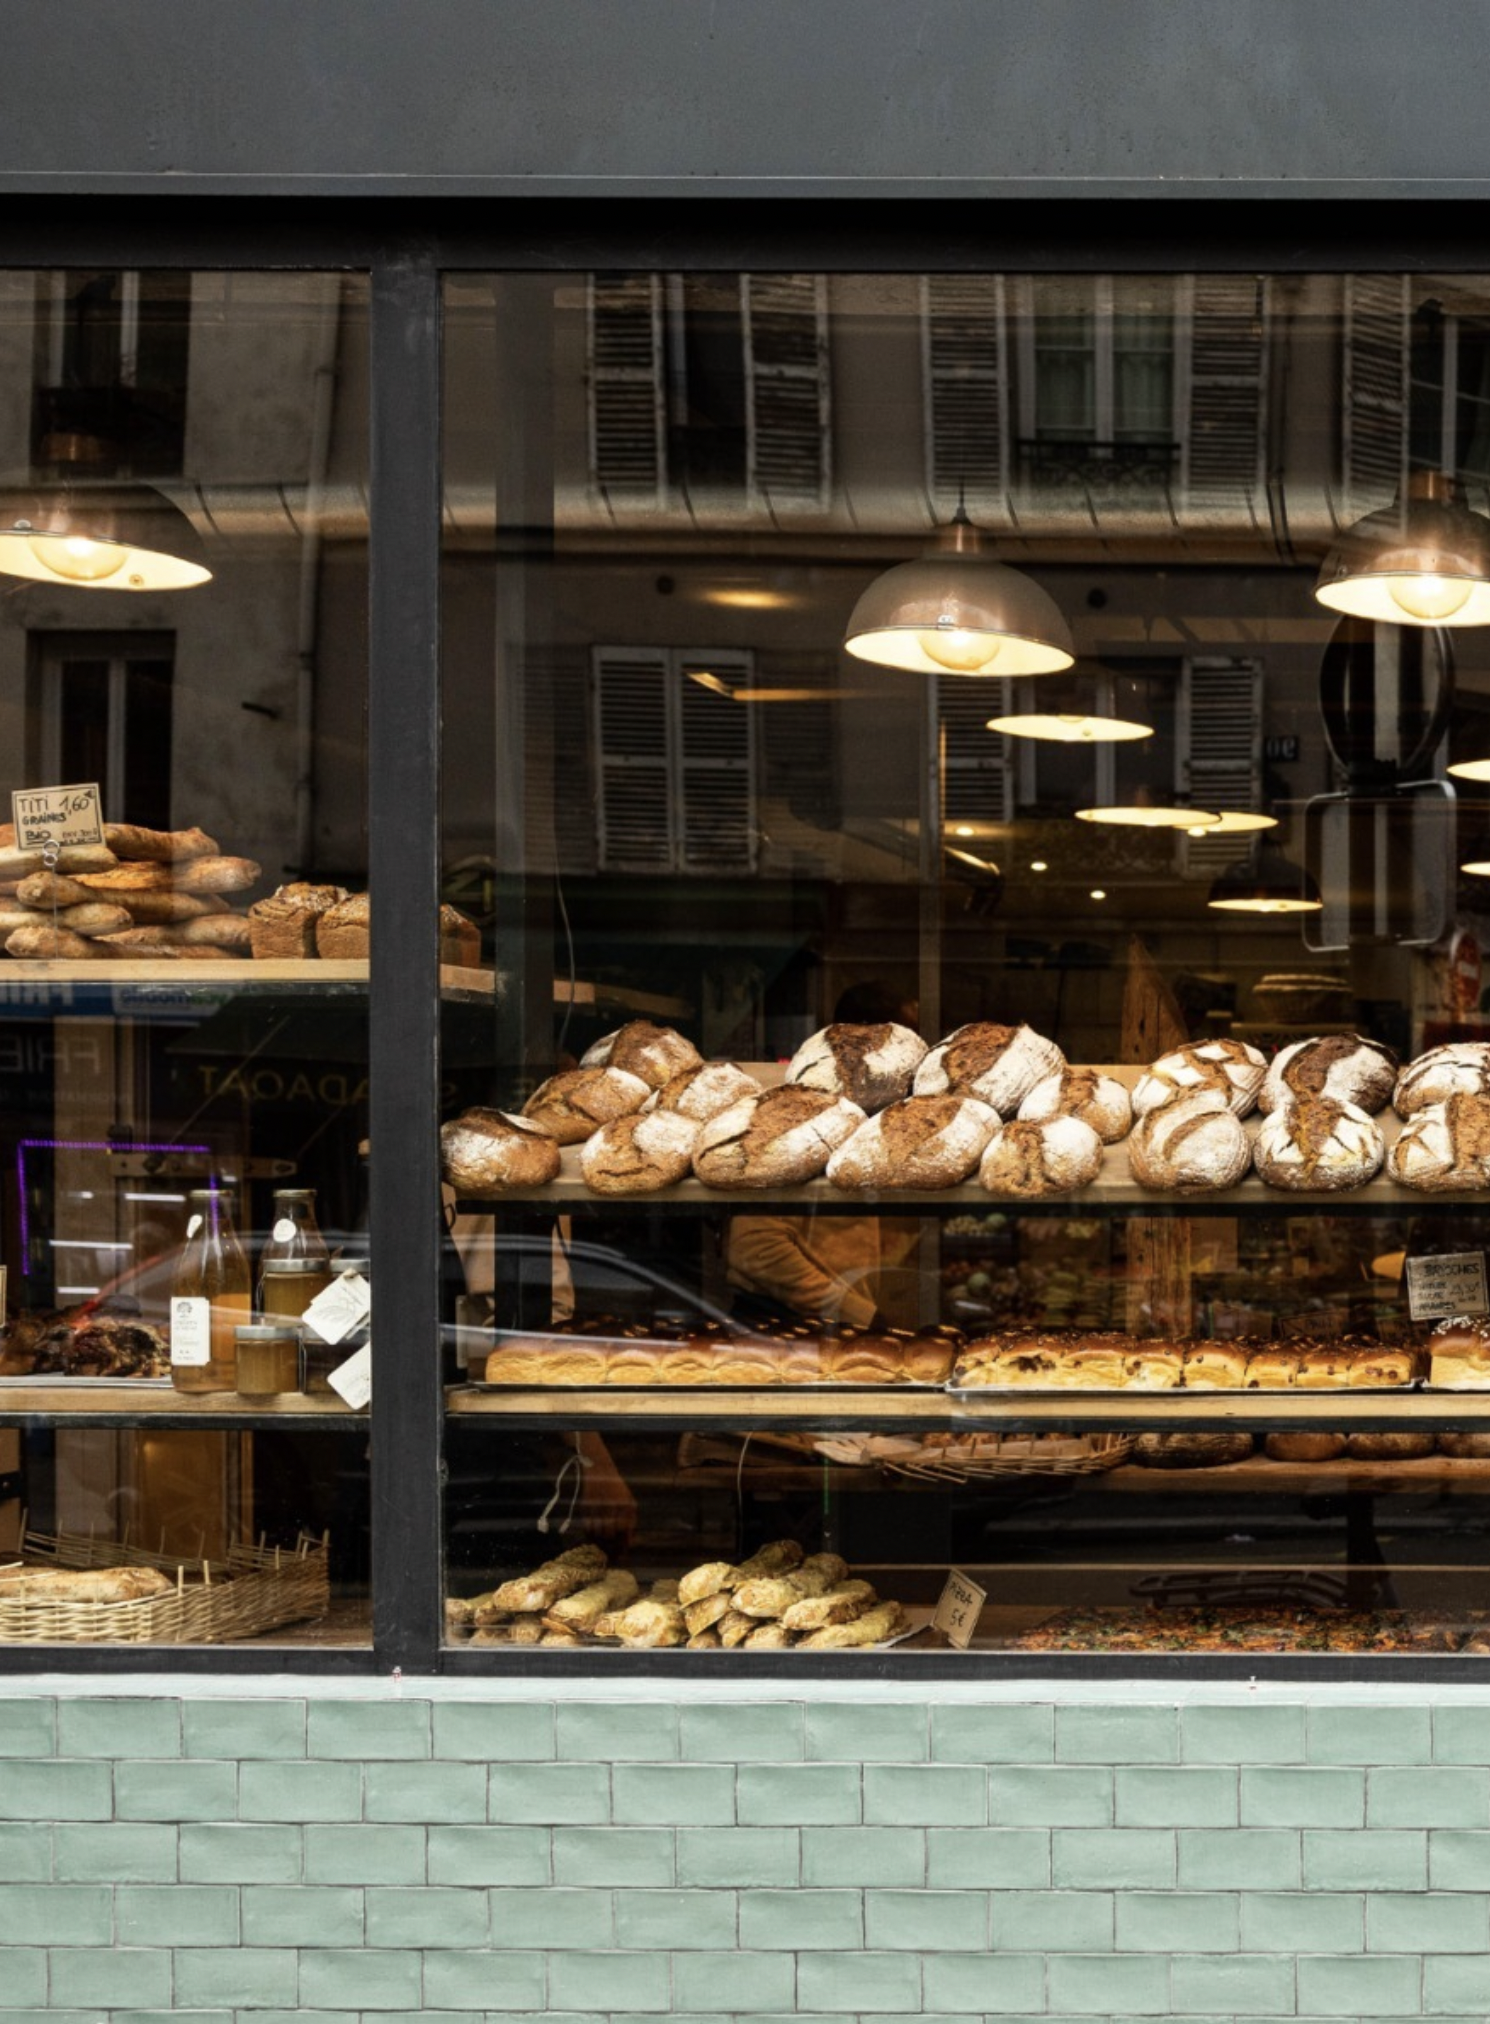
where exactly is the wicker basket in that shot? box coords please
[0,1527,329,1644]
[809,1432,1136,1480]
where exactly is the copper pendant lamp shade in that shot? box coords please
[1315,470,1490,628]
[844,514,1074,677]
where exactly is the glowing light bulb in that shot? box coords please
[1030,860,1048,873]
[1388,573,1472,622]
[1090,888,1107,901]
[916,623,999,672]
[27,533,127,583]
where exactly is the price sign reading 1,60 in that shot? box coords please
[932,1567,988,1650]
[11,782,104,851]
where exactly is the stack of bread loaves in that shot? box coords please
[0,821,260,960]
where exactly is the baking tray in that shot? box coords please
[469,1378,949,1394]
[945,1381,1424,1399]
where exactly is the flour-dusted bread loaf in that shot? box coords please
[1387,1093,1490,1191]
[825,1093,999,1190]
[103,823,218,862]
[1252,1095,1385,1192]
[248,882,348,958]
[978,1115,1103,1197]
[581,1020,703,1089]
[1260,1033,1398,1115]
[580,1110,700,1195]
[1394,1041,1490,1117]
[172,855,263,896]
[1132,1038,1267,1118]
[112,889,220,924]
[1127,1087,1251,1191]
[644,1060,761,1122]
[1018,1066,1133,1143]
[786,1022,927,1113]
[912,1021,1064,1117]
[5,924,106,960]
[693,1084,866,1188]
[439,1107,561,1192]
[523,1066,652,1144]
[14,870,95,909]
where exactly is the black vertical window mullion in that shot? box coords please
[368,247,443,1673]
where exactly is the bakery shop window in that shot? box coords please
[0,269,373,1652]
[436,261,1490,1667]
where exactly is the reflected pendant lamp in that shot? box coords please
[1315,470,1490,627]
[0,462,211,591]
[1207,843,1322,915]
[844,511,1074,677]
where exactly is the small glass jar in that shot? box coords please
[260,1258,334,1320]
[234,1322,303,1397]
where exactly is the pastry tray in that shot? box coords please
[470,1378,949,1394]
[945,1381,1425,1399]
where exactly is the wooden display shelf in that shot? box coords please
[0,957,496,999]
[1105,1456,1490,1494]
[0,1383,366,1426]
[445,1382,1490,1432]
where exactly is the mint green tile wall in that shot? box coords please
[5,1692,1490,2021]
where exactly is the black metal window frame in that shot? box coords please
[2,197,1490,1679]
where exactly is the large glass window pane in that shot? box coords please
[441,268,1490,1665]
[0,271,371,1651]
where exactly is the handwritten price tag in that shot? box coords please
[11,782,103,851]
[932,1567,987,1649]
[1406,1251,1489,1322]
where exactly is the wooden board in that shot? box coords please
[0,957,496,997]
[0,1383,364,1420]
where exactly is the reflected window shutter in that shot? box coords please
[1177,657,1264,877]
[594,648,674,870]
[923,275,1008,520]
[677,651,757,872]
[1343,273,1410,512]
[588,274,666,502]
[938,674,1012,830]
[1184,276,1268,513]
[744,275,829,510]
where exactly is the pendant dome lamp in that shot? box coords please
[0,435,211,591]
[1315,469,1490,628]
[1207,841,1322,916]
[844,508,1074,677]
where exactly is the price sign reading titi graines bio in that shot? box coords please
[11,782,104,852]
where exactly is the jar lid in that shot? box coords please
[235,1323,299,1341]
[262,1259,328,1276]
[335,1257,370,1274]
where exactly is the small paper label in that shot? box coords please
[932,1567,987,1649]
[303,1270,371,1345]
[328,1341,372,1410]
[271,1217,297,1243]
[11,782,104,851]
[1406,1251,1489,1322]
[170,1295,212,1367]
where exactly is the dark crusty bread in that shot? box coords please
[1343,1432,1435,1460]
[1252,1094,1384,1191]
[440,1107,561,1192]
[786,1022,927,1113]
[693,1084,865,1187]
[913,1021,1064,1116]
[1134,1432,1254,1468]
[581,1020,703,1089]
[826,1093,999,1189]
[1264,1432,1347,1462]
[103,823,219,862]
[1387,1092,1490,1190]
[1260,1033,1398,1115]
[524,1066,652,1144]
[580,1111,700,1194]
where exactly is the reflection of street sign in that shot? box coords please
[1303,781,1456,951]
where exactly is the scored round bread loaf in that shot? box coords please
[1264,1432,1347,1462]
[912,1021,1064,1116]
[1134,1432,1254,1468]
[581,1020,703,1089]
[825,1093,999,1190]
[693,1084,866,1187]
[1260,1033,1398,1115]
[522,1066,651,1144]
[1387,1093,1490,1190]
[1343,1432,1435,1460]
[1127,1087,1251,1191]
[1394,1041,1490,1117]
[644,1060,760,1122]
[1132,1038,1267,1117]
[1252,1094,1385,1191]
[1438,1431,1490,1458]
[785,1022,927,1113]
[978,1115,1103,1197]
[439,1107,561,1192]
[1018,1066,1133,1143]
[580,1111,700,1194]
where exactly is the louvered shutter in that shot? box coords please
[594,648,674,870]
[588,274,667,502]
[938,675,1013,831]
[1183,276,1268,514]
[923,275,1008,520]
[677,652,757,871]
[1342,273,1410,513]
[744,275,829,511]
[1176,658,1264,877]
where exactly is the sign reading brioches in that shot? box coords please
[11,783,104,851]
[1406,1251,1490,1322]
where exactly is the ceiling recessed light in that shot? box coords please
[1089,888,1107,901]
[986,711,1153,743]
[1029,860,1049,873]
